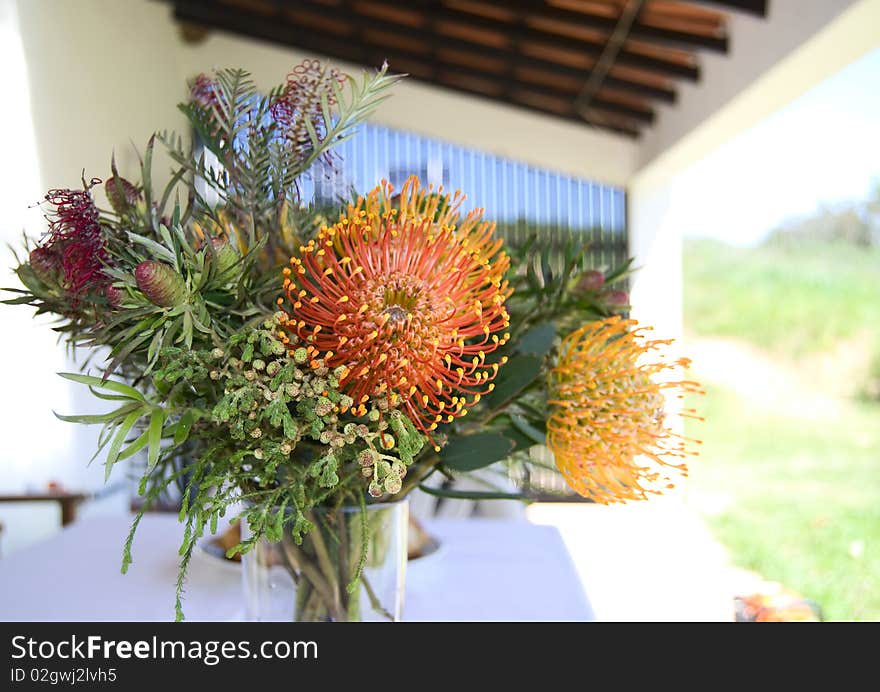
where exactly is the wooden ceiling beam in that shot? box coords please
[169,0,646,135]
[308,0,701,80]
[469,0,728,53]
[690,0,768,17]
[172,0,679,99]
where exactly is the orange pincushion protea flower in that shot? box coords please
[279,177,511,445]
[547,316,702,503]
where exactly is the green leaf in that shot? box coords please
[499,422,535,452]
[173,409,195,446]
[142,135,155,225]
[604,257,634,284]
[516,322,556,356]
[127,233,176,265]
[483,354,542,412]
[1,295,37,305]
[117,428,150,461]
[105,408,145,481]
[440,432,515,472]
[88,386,134,402]
[146,408,165,474]
[510,414,547,445]
[58,373,146,402]
[418,485,529,502]
[53,401,140,426]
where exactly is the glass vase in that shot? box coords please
[242,500,408,622]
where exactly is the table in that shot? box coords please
[0,515,594,622]
[0,492,89,527]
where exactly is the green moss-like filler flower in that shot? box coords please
[149,313,425,619]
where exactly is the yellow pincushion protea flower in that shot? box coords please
[547,316,702,503]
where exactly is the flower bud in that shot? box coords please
[603,290,630,308]
[135,261,186,307]
[104,177,140,216]
[210,237,239,276]
[28,247,61,286]
[577,270,605,293]
[104,284,123,308]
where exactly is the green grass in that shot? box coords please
[684,238,880,355]
[683,238,880,621]
[685,386,880,621]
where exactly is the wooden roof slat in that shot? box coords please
[345,0,702,79]
[172,0,652,135]
[169,0,763,137]
[640,1,726,24]
[483,0,729,52]
[297,0,682,101]
[691,0,767,16]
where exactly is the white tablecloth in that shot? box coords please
[0,515,594,621]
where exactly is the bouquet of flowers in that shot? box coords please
[4,60,700,621]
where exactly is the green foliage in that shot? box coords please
[440,432,515,472]
[684,238,880,355]
[135,315,425,618]
[687,385,880,621]
[685,227,880,620]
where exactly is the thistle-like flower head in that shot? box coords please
[547,316,702,503]
[279,177,512,444]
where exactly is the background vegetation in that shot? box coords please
[683,193,880,620]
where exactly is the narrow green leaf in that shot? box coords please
[483,354,542,412]
[418,485,529,502]
[159,166,188,220]
[516,322,556,356]
[57,373,146,402]
[146,408,165,474]
[500,423,535,452]
[510,414,547,445]
[118,428,150,461]
[440,432,515,472]
[1,295,36,305]
[173,409,195,446]
[142,135,155,220]
[54,401,140,426]
[88,386,133,402]
[127,233,176,265]
[105,408,145,481]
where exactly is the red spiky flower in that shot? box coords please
[279,178,512,445]
[33,178,109,307]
